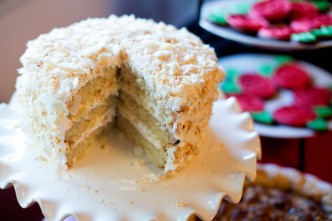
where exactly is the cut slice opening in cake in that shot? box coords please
[117,64,174,167]
[64,68,118,167]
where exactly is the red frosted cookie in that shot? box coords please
[250,0,292,22]
[291,15,332,33]
[258,26,293,40]
[229,94,264,112]
[294,87,332,107]
[273,106,316,127]
[227,14,269,33]
[290,2,319,20]
[273,63,310,90]
[239,73,276,98]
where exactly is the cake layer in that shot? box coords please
[65,126,106,167]
[118,91,171,147]
[117,108,197,171]
[65,96,116,149]
[119,65,171,125]
[117,114,166,167]
[118,102,166,149]
[67,68,118,121]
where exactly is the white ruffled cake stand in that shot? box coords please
[0,97,261,221]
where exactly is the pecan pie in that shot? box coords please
[212,164,332,220]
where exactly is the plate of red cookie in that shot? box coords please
[219,54,332,138]
[200,0,332,50]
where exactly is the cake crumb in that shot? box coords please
[229,171,241,178]
[146,173,159,181]
[131,160,145,168]
[12,123,20,129]
[35,156,48,163]
[177,201,188,207]
[133,145,144,155]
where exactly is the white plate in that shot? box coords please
[0,97,260,221]
[199,0,332,51]
[219,54,332,138]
